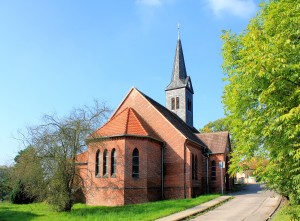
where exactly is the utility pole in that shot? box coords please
[219,162,225,194]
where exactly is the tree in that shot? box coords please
[10,146,45,204]
[18,100,111,211]
[0,166,12,201]
[199,118,229,133]
[221,0,300,204]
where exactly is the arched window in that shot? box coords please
[132,148,139,178]
[192,154,195,180]
[111,149,116,176]
[171,98,175,110]
[103,149,108,176]
[176,97,180,109]
[195,155,198,180]
[95,150,100,176]
[211,160,216,180]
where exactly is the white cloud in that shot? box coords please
[207,0,257,19]
[136,0,163,7]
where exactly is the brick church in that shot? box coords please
[76,34,233,206]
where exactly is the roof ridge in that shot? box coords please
[128,108,149,136]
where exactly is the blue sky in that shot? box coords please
[0,0,260,165]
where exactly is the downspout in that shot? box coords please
[206,152,210,193]
[161,142,166,200]
[184,140,188,198]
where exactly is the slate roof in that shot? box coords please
[165,38,194,94]
[138,89,206,148]
[196,131,229,154]
[89,107,161,142]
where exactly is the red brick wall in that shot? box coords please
[113,89,192,200]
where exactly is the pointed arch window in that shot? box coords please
[211,160,216,181]
[171,98,175,110]
[95,150,100,177]
[111,149,116,177]
[103,149,108,176]
[132,148,139,178]
[176,97,180,109]
[192,154,195,180]
[195,155,198,180]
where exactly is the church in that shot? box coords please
[76,34,233,206]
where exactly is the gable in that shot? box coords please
[110,87,206,148]
[196,131,229,154]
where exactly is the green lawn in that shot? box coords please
[0,194,220,221]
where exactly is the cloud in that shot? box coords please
[207,0,257,19]
[135,0,163,7]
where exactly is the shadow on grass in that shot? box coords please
[0,210,42,221]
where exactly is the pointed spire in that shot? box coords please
[165,27,193,94]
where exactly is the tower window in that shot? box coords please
[171,98,175,110]
[176,97,180,109]
[188,99,192,111]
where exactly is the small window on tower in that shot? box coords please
[171,98,175,110]
[176,97,180,109]
[188,99,192,111]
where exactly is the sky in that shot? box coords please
[0,0,260,165]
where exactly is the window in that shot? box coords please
[132,148,139,178]
[188,99,192,111]
[111,149,116,176]
[195,155,198,180]
[103,149,108,176]
[176,97,180,109]
[192,154,195,180]
[95,150,100,176]
[171,98,175,110]
[211,160,216,180]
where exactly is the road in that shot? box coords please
[190,184,280,221]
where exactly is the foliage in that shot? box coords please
[272,202,300,221]
[0,194,220,221]
[199,118,229,133]
[17,100,111,211]
[10,182,36,204]
[221,0,300,205]
[0,166,12,201]
[9,146,45,204]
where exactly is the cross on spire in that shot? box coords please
[177,23,180,40]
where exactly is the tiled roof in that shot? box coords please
[89,107,160,140]
[138,90,206,148]
[76,151,88,163]
[196,131,229,154]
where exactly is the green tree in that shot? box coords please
[0,166,12,201]
[19,100,110,211]
[221,0,300,204]
[199,118,229,133]
[10,146,45,204]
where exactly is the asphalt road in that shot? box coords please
[190,184,280,221]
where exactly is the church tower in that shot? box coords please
[165,32,194,128]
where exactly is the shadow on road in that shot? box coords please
[229,183,270,196]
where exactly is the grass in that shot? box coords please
[272,202,300,221]
[0,194,220,221]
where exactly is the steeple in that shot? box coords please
[165,31,194,128]
[166,33,193,94]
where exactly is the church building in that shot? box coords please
[76,34,233,206]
